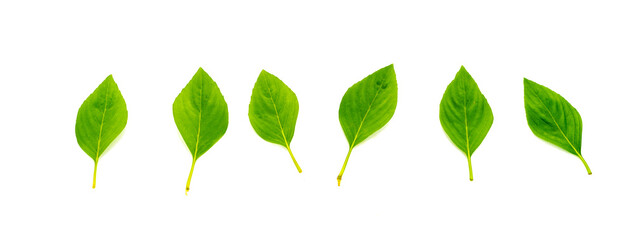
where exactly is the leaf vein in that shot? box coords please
[193,77,203,160]
[531,88,582,158]
[350,87,381,148]
[461,79,471,157]
[95,79,110,161]
[264,77,291,149]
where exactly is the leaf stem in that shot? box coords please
[577,155,592,175]
[286,146,302,173]
[186,159,196,195]
[337,147,354,186]
[92,160,99,189]
[467,154,473,181]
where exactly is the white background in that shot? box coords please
[1,0,634,239]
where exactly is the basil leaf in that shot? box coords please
[337,64,398,186]
[248,70,302,173]
[523,78,591,175]
[173,68,229,195]
[439,66,493,181]
[75,75,128,189]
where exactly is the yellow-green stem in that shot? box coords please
[185,159,196,195]
[92,160,99,189]
[287,146,302,173]
[337,147,354,186]
[286,146,302,173]
[467,154,473,181]
[578,155,592,175]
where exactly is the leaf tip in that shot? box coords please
[103,74,115,84]
[337,177,341,186]
[258,69,273,79]
[523,77,533,84]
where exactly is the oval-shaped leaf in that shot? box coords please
[75,75,128,189]
[248,70,302,173]
[523,78,591,175]
[337,64,398,186]
[439,66,493,181]
[173,67,229,195]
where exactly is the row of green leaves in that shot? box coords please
[75,65,591,194]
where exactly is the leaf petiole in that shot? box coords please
[466,154,473,181]
[337,147,354,186]
[185,159,196,195]
[286,147,302,173]
[92,160,99,189]
[577,155,592,175]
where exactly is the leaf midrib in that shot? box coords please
[193,78,203,160]
[461,80,471,158]
[531,87,582,158]
[95,80,110,161]
[264,78,292,149]
[349,87,381,149]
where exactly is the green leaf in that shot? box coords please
[75,75,128,189]
[439,66,493,181]
[248,70,302,173]
[337,64,398,186]
[523,78,591,175]
[173,67,229,195]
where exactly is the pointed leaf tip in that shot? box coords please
[103,74,115,83]
[259,69,273,78]
[523,78,532,84]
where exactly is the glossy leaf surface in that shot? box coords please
[173,67,229,194]
[75,75,128,188]
[523,78,591,175]
[439,66,493,181]
[337,64,398,186]
[248,70,302,173]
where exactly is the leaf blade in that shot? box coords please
[173,67,229,194]
[248,70,299,147]
[248,70,301,172]
[523,78,591,174]
[173,68,229,160]
[75,75,128,188]
[439,66,493,180]
[337,64,398,185]
[339,64,398,148]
